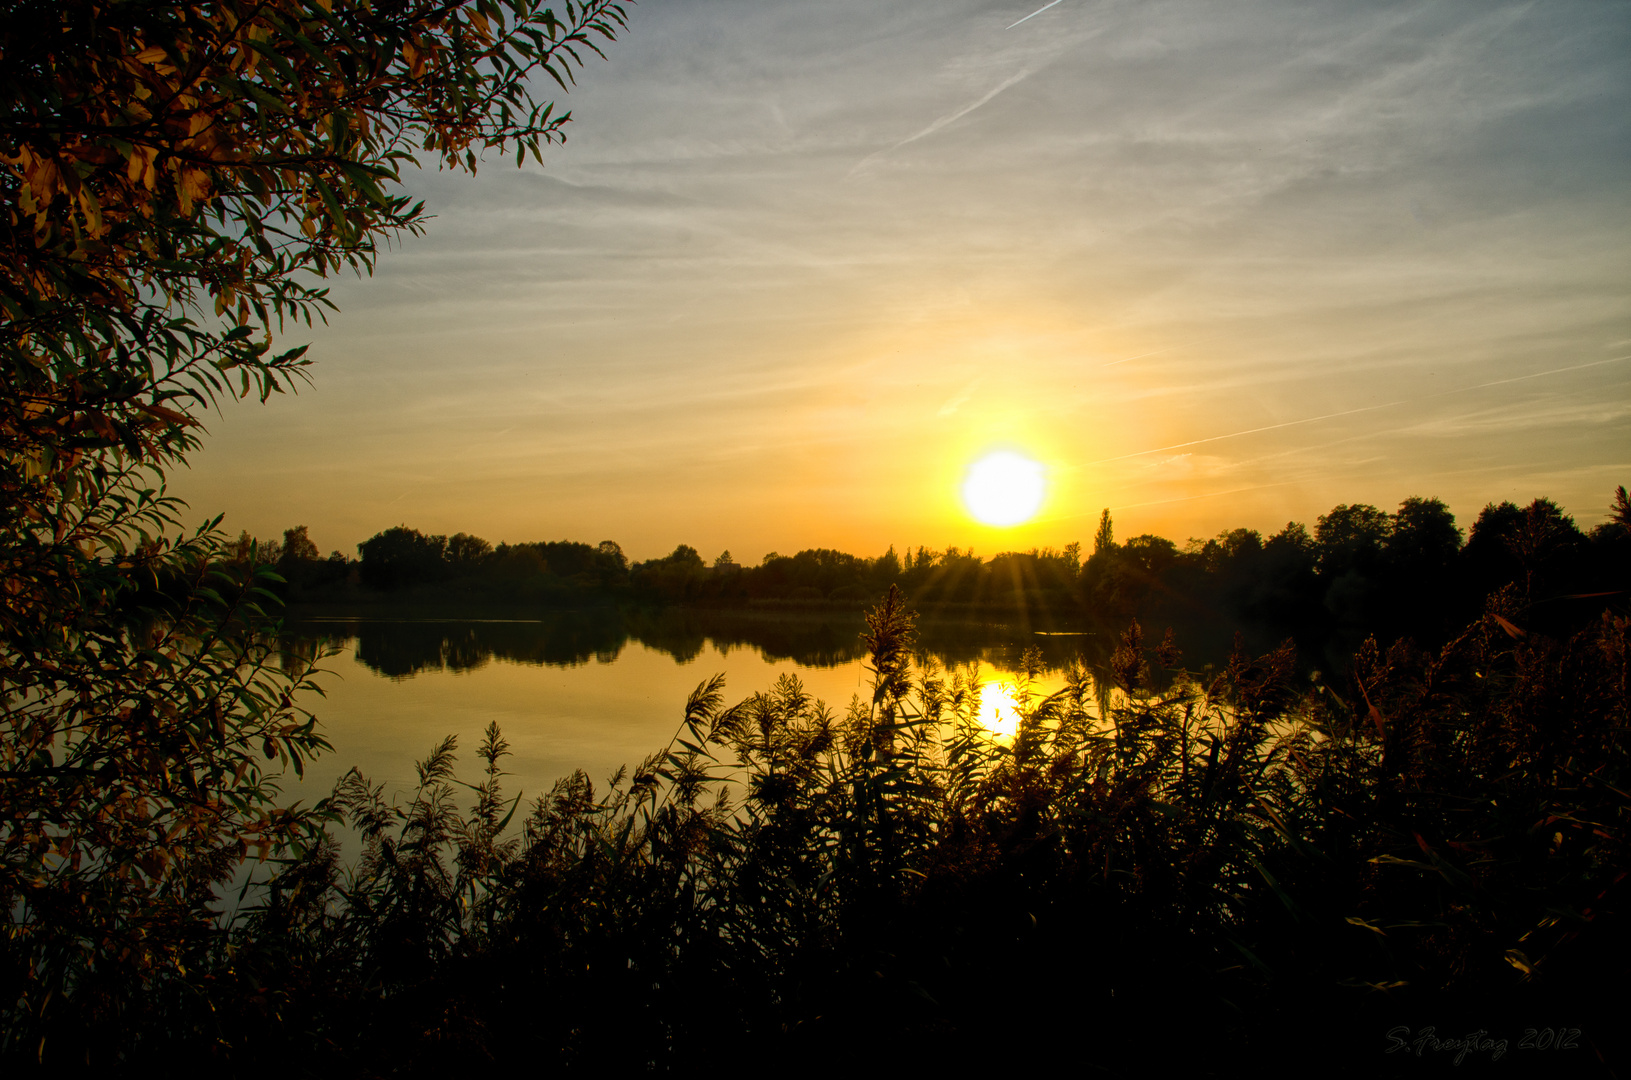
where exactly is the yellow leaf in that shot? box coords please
[75,187,103,234]
[27,155,61,204]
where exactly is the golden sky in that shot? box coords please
[174,0,1630,562]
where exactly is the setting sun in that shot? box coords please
[962,451,1046,527]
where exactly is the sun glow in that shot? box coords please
[977,681,1023,739]
[962,450,1046,527]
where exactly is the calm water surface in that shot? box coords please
[281,609,1098,807]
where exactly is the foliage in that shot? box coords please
[0,0,626,1062]
[85,588,1625,1073]
[4,0,627,507]
[0,513,334,1063]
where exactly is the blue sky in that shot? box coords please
[175,0,1630,561]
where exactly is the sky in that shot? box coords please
[172,0,1631,564]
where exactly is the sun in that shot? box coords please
[962,450,1046,527]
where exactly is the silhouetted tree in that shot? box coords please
[872,545,903,590]
[633,544,712,603]
[1462,500,1526,591]
[1093,508,1116,555]
[358,526,450,590]
[1387,497,1460,566]
[1314,503,1391,577]
[1247,522,1321,638]
[448,532,493,571]
[281,525,321,564]
[1374,497,1462,639]
[1061,540,1083,578]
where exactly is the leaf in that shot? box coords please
[1345,916,1387,937]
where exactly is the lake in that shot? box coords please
[277,607,1108,809]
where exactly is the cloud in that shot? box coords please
[173,0,1631,557]
[847,66,1036,177]
[938,377,984,417]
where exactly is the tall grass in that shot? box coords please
[21,586,1627,1073]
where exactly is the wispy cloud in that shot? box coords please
[1084,400,1409,467]
[848,67,1035,177]
[176,0,1630,557]
[938,377,984,417]
[1083,355,1631,468]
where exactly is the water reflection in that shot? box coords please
[976,681,1024,739]
[283,607,1117,680]
[274,609,1203,818]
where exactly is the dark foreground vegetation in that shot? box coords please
[9,587,1628,1074]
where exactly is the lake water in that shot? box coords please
[278,608,1103,809]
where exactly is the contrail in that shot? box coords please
[846,69,1033,178]
[896,69,1032,149]
[1105,480,1308,513]
[1032,480,1307,523]
[1101,341,1200,367]
[1083,400,1408,466]
[1007,0,1064,29]
[1451,354,1628,395]
[1102,349,1164,368]
[1084,354,1630,467]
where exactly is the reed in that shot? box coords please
[6,586,1624,1073]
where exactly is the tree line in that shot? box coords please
[260,488,1630,660]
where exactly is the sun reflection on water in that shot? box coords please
[976,681,1023,739]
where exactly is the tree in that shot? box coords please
[1267,521,1315,556]
[1093,508,1115,555]
[1314,503,1390,577]
[4,1,627,516]
[1060,540,1082,578]
[358,525,450,589]
[1462,497,1584,598]
[1387,497,1460,568]
[660,543,704,568]
[448,531,494,569]
[871,544,902,585]
[596,539,627,570]
[281,524,320,564]
[1,0,626,1061]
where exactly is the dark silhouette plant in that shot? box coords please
[153,586,1626,1073]
[0,1,627,1063]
